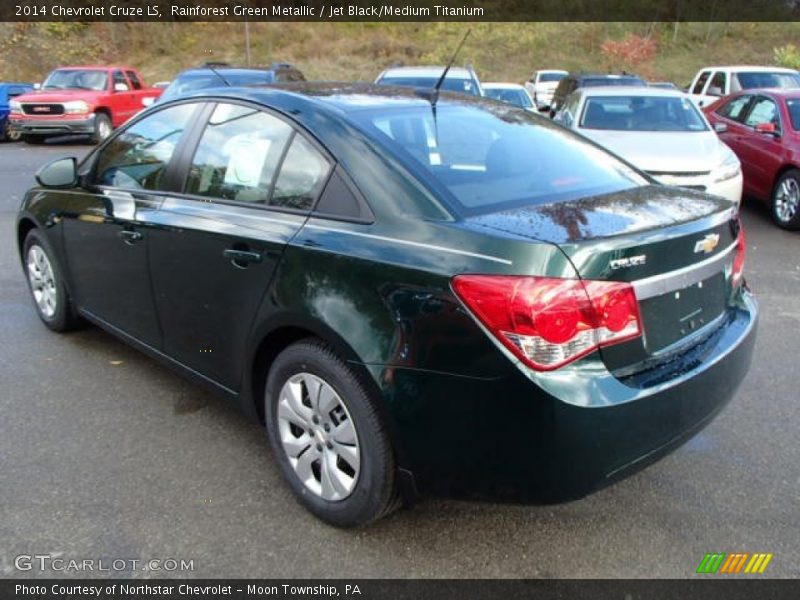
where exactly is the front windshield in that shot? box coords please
[350,103,646,214]
[735,71,800,90]
[580,95,708,132]
[43,69,108,91]
[484,88,533,109]
[377,76,480,96]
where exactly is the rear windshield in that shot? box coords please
[484,88,533,109]
[581,95,708,132]
[539,72,566,83]
[159,71,275,102]
[582,77,645,88]
[350,103,646,215]
[377,76,480,96]
[734,71,800,90]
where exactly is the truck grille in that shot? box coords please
[22,103,65,116]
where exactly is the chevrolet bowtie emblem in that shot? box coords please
[694,233,720,254]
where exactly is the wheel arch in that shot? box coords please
[17,216,39,262]
[772,163,800,195]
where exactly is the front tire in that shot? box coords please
[23,230,80,332]
[91,112,112,144]
[264,339,398,527]
[772,169,800,230]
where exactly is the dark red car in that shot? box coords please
[704,89,800,230]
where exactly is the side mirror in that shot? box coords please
[707,86,723,97]
[713,122,728,134]
[114,82,129,92]
[754,122,777,135]
[35,157,78,188]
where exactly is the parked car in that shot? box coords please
[549,72,646,117]
[155,63,305,104]
[688,65,800,109]
[18,83,756,526]
[705,89,800,229]
[555,87,742,204]
[482,82,535,110]
[524,69,568,111]
[648,81,679,90]
[375,66,482,96]
[0,82,34,142]
[8,66,161,144]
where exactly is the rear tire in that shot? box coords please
[771,169,800,230]
[23,230,81,332]
[90,113,112,144]
[264,339,399,527]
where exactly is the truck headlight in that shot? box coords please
[63,100,90,114]
[9,100,22,115]
[712,153,741,184]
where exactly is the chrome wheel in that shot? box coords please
[774,176,800,223]
[26,245,57,319]
[276,373,360,501]
[97,120,112,140]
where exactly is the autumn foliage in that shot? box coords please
[600,33,657,75]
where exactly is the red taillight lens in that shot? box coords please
[452,275,642,371]
[732,226,746,289]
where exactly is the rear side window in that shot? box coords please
[270,135,331,210]
[708,71,727,94]
[743,97,780,130]
[185,103,292,204]
[716,95,752,122]
[113,70,129,91]
[94,103,196,190]
[693,71,711,94]
[786,99,800,130]
[125,71,142,90]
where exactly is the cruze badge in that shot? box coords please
[610,255,647,270]
[694,233,720,255]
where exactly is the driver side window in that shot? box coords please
[93,103,197,190]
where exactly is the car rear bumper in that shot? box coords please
[10,114,96,136]
[382,291,757,502]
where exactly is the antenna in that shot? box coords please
[205,63,231,87]
[425,29,472,107]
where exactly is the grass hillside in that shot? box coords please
[1,22,799,87]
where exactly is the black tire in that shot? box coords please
[22,134,46,145]
[91,112,112,144]
[264,339,399,527]
[771,169,800,230]
[22,230,81,332]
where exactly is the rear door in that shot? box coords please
[111,69,137,126]
[147,101,333,390]
[736,95,785,198]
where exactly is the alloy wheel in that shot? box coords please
[774,176,800,223]
[26,245,57,319]
[276,372,360,501]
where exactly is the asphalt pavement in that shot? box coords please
[1,138,798,578]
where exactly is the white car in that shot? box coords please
[524,69,567,111]
[482,83,535,111]
[555,86,742,204]
[688,65,800,108]
[375,66,483,97]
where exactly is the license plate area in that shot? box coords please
[639,272,726,353]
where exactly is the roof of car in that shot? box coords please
[378,66,475,79]
[725,87,800,99]
[577,86,688,97]
[535,69,568,74]
[701,65,799,73]
[482,82,526,90]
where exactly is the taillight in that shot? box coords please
[452,275,642,371]
[732,226,746,289]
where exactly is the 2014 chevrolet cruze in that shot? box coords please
[17,84,757,526]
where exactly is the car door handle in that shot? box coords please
[223,248,262,265]
[119,229,143,244]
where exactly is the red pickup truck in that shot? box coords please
[9,65,161,144]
